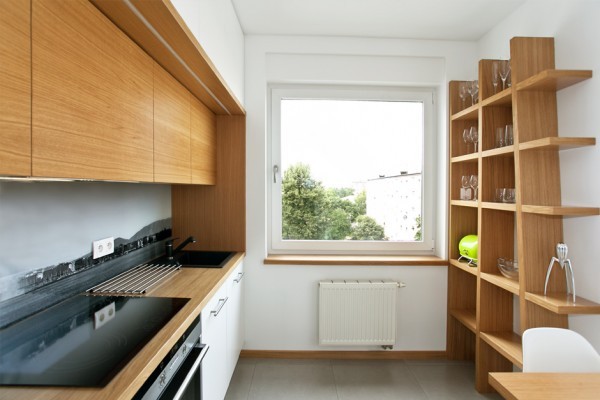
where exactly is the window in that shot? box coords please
[268,85,436,255]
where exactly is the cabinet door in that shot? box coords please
[202,283,229,400]
[191,96,217,185]
[154,64,191,184]
[227,263,245,376]
[31,0,154,181]
[0,0,31,176]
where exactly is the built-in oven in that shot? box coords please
[135,315,208,400]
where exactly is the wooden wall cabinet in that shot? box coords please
[32,0,155,182]
[154,63,192,184]
[0,0,31,176]
[447,37,599,393]
[191,97,217,185]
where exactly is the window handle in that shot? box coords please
[273,165,279,183]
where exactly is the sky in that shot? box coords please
[280,99,423,188]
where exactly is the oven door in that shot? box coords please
[158,343,209,400]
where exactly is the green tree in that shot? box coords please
[282,164,327,239]
[282,164,387,241]
[352,190,367,219]
[324,208,352,240]
[413,215,422,241]
[351,215,387,241]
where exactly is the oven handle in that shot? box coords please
[171,344,209,400]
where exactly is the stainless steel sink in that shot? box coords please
[173,251,234,268]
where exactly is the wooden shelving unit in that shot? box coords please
[446,37,598,393]
[450,258,478,275]
[525,292,600,314]
[450,309,477,333]
[480,332,524,369]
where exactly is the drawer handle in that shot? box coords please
[211,297,228,317]
[234,272,244,283]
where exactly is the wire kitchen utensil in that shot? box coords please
[544,243,576,302]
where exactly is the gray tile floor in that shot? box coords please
[225,358,503,400]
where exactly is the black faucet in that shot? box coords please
[165,236,196,260]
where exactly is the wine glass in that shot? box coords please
[499,60,511,90]
[461,175,471,200]
[471,80,479,104]
[463,128,471,152]
[469,174,478,201]
[459,82,467,109]
[492,61,499,93]
[469,126,479,153]
[466,81,474,106]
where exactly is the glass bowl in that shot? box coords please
[497,258,519,280]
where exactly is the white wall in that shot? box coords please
[171,0,245,104]
[478,0,600,350]
[244,35,478,351]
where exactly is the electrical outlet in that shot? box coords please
[93,237,114,259]
[94,302,115,329]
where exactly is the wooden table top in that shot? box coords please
[0,253,245,400]
[489,372,600,400]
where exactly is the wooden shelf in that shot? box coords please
[450,200,479,208]
[525,292,600,314]
[516,69,592,92]
[521,205,600,216]
[481,87,512,107]
[450,258,478,276]
[519,137,596,151]
[451,104,479,121]
[450,153,479,163]
[481,272,519,295]
[481,202,516,212]
[482,146,515,158]
[480,331,523,368]
[449,308,477,333]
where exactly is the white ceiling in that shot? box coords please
[231,0,526,41]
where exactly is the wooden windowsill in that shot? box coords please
[264,254,448,266]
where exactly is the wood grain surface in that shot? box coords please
[32,0,154,181]
[191,95,217,184]
[153,62,191,184]
[489,372,600,400]
[0,0,31,176]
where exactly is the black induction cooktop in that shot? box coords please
[0,294,188,387]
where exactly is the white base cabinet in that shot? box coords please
[201,262,244,400]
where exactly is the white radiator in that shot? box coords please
[318,280,402,346]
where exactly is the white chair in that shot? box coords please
[522,327,600,372]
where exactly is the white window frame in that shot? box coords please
[267,84,436,255]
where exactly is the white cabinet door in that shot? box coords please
[227,262,245,377]
[202,283,229,400]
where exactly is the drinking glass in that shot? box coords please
[461,175,472,200]
[471,80,479,104]
[459,82,467,109]
[463,128,471,152]
[466,81,474,106]
[492,61,499,94]
[503,188,516,203]
[470,126,479,153]
[495,188,505,202]
[469,174,478,201]
[499,60,511,90]
[505,124,514,146]
[496,127,505,148]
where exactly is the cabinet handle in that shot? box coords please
[234,272,244,283]
[210,297,228,317]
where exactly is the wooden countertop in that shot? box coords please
[489,372,600,400]
[0,252,245,400]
